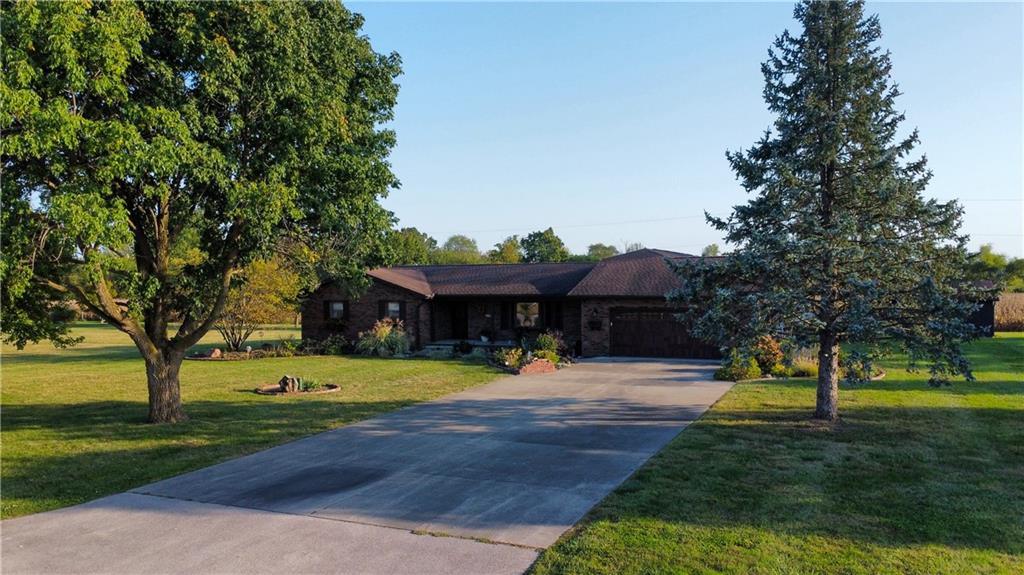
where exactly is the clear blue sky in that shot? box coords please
[350,1,1024,258]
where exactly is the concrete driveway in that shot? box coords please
[2,358,730,575]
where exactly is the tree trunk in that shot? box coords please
[144,350,187,423]
[814,332,840,421]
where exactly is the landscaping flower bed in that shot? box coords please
[254,375,340,395]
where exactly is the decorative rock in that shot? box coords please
[517,359,557,375]
[208,348,222,359]
[278,375,300,393]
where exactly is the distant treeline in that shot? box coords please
[387,227,721,265]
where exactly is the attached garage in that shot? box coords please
[609,308,721,359]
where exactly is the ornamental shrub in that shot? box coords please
[533,350,560,365]
[713,351,762,381]
[492,347,524,370]
[280,337,302,354]
[300,334,349,356]
[751,335,784,374]
[533,331,562,354]
[299,377,325,392]
[790,359,819,378]
[321,334,350,355]
[355,319,410,357]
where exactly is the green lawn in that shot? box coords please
[532,334,1024,575]
[0,322,502,519]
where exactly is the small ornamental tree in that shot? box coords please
[216,259,301,352]
[671,1,984,421]
[1,2,400,422]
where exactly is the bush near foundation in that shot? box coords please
[714,351,762,381]
[751,335,784,373]
[355,319,410,357]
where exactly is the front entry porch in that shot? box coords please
[428,298,583,354]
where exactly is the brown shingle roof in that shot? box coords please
[567,249,697,297]
[368,263,596,297]
[366,268,433,297]
[366,249,701,298]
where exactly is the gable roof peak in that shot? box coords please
[606,248,695,261]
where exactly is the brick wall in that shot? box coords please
[301,280,429,347]
[561,300,583,355]
[579,298,672,356]
[303,282,598,353]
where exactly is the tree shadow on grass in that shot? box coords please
[3,346,145,366]
[1,397,419,518]
[754,375,1023,396]
[591,395,1024,556]
[1,398,417,436]
[3,334,301,367]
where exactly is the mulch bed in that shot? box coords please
[185,349,302,361]
[516,358,558,375]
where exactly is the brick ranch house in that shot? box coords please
[301,249,722,359]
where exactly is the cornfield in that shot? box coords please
[996,292,1024,332]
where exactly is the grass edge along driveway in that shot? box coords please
[1,323,503,519]
[530,334,1024,575]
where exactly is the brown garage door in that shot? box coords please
[609,308,721,359]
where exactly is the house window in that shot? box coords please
[500,301,552,330]
[325,301,347,321]
[516,302,540,328]
[380,301,404,320]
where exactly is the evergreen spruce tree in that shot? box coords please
[672,1,983,420]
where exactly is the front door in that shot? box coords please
[451,302,469,339]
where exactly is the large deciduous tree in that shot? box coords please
[672,0,983,421]
[387,227,437,265]
[701,243,720,257]
[431,234,484,264]
[488,235,523,263]
[966,244,1024,293]
[1,1,400,422]
[522,228,570,263]
[587,243,619,260]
